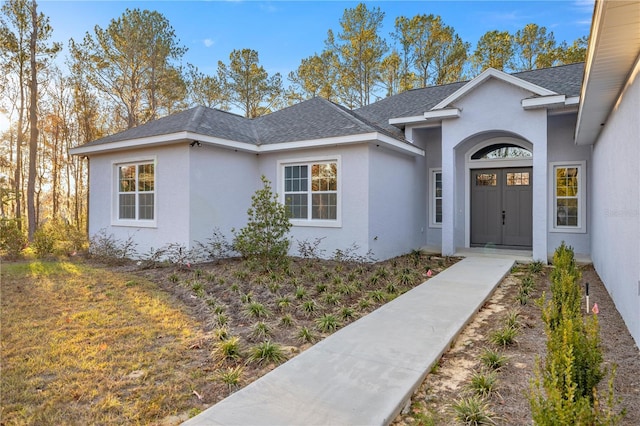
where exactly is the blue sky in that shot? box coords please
[0,1,594,130]
[40,0,595,76]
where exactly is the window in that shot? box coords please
[506,172,530,186]
[282,160,339,225]
[116,161,155,223]
[430,169,442,227]
[551,162,585,232]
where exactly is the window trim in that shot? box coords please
[429,168,442,228]
[278,156,342,228]
[549,161,586,234]
[112,156,157,228]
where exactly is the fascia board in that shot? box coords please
[433,68,557,110]
[259,132,424,157]
[70,131,423,157]
[424,108,460,120]
[69,131,194,155]
[389,115,427,125]
[521,94,567,109]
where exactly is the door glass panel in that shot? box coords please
[476,173,497,186]
[506,172,530,186]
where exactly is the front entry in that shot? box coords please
[471,168,532,248]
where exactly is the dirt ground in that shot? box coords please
[392,265,640,425]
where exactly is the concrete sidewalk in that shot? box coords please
[183,256,515,426]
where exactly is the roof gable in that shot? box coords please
[432,68,557,110]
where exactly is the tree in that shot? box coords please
[326,3,388,107]
[472,30,513,73]
[1,0,60,240]
[380,51,402,97]
[217,48,283,118]
[288,51,339,102]
[69,8,187,129]
[392,14,468,88]
[512,23,557,71]
[185,64,228,109]
[233,176,292,270]
[555,36,588,65]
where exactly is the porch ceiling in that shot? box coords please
[575,0,640,145]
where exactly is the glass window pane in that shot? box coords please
[312,163,337,192]
[312,193,337,220]
[285,194,308,219]
[435,199,442,223]
[138,164,154,191]
[119,165,136,192]
[119,194,135,219]
[476,173,497,186]
[138,194,154,220]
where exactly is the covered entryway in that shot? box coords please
[471,167,532,248]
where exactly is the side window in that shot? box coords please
[115,161,155,224]
[282,159,340,226]
[551,162,585,232]
[430,169,442,227]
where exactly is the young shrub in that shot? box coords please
[245,301,269,319]
[249,341,285,365]
[280,314,294,327]
[301,300,317,316]
[480,348,508,371]
[251,321,272,340]
[469,370,498,398]
[315,313,341,333]
[489,325,518,348]
[0,219,26,259]
[212,336,242,361]
[233,176,292,270]
[297,326,315,344]
[451,396,496,425]
[216,366,243,393]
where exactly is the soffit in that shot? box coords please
[575,0,640,145]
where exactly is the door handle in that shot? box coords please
[502,210,506,225]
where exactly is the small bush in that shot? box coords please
[248,341,285,364]
[490,326,518,348]
[469,371,498,398]
[451,396,496,425]
[89,228,138,264]
[480,348,508,371]
[251,321,271,340]
[213,336,242,360]
[315,313,341,332]
[280,314,294,327]
[233,176,292,270]
[245,302,269,319]
[297,326,315,344]
[216,366,243,392]
[296,237,326,259]
[0,219,26,259]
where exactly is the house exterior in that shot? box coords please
[70,0,640,345]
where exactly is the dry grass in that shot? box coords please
[0,261,207,425]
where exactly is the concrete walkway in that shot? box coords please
[183,256,515,426]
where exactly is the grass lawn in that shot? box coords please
[0,252,457,425]
[0,261,207,425]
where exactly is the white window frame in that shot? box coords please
[278,156,342,228]
[549,161,586,233]
[112,156,157,228]
[429,168,442,228]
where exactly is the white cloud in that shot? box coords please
[203,38,214,48]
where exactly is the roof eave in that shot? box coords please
[575,0,640,146]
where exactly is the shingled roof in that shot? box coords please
[76,62,584,151]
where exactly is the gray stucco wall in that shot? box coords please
[546,113,592,258]
[88,144,191,255]
[258,145,371,259]
[368,144,427,260]
[590,66,640,347]
[189,145,258,247]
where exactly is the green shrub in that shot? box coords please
[0,219,26,259]
[469,370,498,398]
[529,243,622,424]
[451,396,496,425]
[248,341,285,364]
[233,176,292,270]
[32,218,87,258]
[315,313,341,332]
[213,336,242,360]
[480,348,508,371]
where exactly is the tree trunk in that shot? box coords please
[26,0,38,241]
